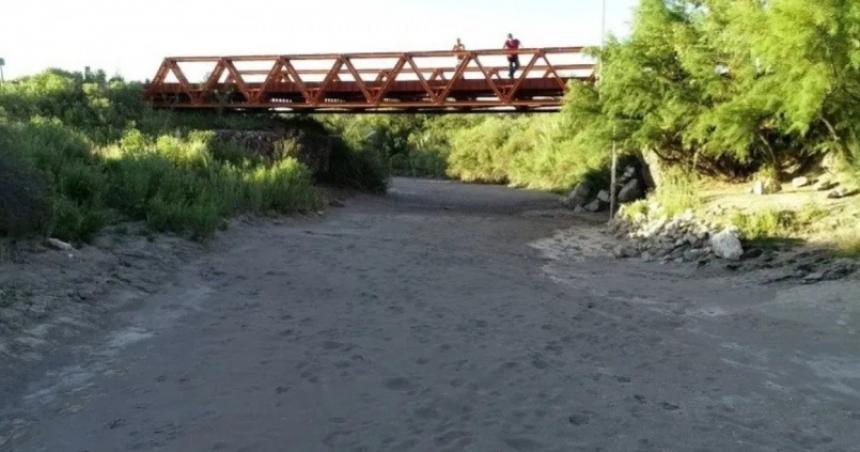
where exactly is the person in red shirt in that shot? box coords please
[504,33,521,79]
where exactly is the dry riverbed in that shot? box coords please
[1,178,859,451]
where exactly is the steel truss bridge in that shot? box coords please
[144,47,593,113]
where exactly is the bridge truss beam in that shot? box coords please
[144,47,593,113]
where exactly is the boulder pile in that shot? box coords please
[750,174,858,199]
[607,209,738,265]
[561,165,647,212]
[607,205,858,284]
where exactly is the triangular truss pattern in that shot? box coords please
[145,47,593,112]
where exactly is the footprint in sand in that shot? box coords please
[568,410,596,426]
[385,377,417,391]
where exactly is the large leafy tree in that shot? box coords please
[563,0,860,179]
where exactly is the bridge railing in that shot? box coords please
[145,47,595,112]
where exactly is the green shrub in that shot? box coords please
[58,160,105,205]
[727,204,829,243]
[835,232,860,257]
[0,68,393,242]
[653,166,701,217]
[729,210,795,241]
[0,115,323,241]
[103,154,168,217]
[323,141,389,193]
[0,69,145,143]
[49,197,109,242]
[0,149,50,236]
[243,159,320,213]
[446,117,517,184]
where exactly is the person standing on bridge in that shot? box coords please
[504,33,521,79]
[453,38,467,61]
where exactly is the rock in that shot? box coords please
[795,263,815,274]
[678,210,695,223]
[683,248,709,262]
[683,233,699,246]
[46,238,73,251]
[621,166,637,182]
[613,244,640,259]
[791,177,811,188]
[328,199,346,208]
[709,229,744,260]
[822,262,857,281]
[618,179,643,203]
[564,182,592,209]
[802,272,824,284]
[827,187,858,199]
[751,179,780,196]
[641,150,663,190]
[584,199,604,213]
[596,190,611,203]
[741,248,764,260]
[816,178,838,191]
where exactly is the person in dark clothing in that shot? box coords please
[504,33,521,79]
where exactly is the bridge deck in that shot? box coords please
[144,47,594,113]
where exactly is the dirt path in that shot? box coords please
[2,178,859,452]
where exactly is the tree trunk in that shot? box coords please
[639,148,664,190]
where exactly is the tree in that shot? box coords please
[561,0,860,180]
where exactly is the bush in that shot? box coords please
[0,68,388,243]
[727,205,828,243]
[835,232,860,257]
[103,131,321,238]
[1,119,322,241]
[434,113,608,191]
[653,167,701,217]
[446,117,516,184]
[321,111,607,192]
[0,149,50,236]
[0,69,145,144]
[50,197,110,242]
[323,142,389,193]
[729,210,796,241]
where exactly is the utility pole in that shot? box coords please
[602,0,608,44]
[0,58,5,85]
[602,0,620,222]
[609,130,618,220]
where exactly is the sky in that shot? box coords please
[0,0,638,82]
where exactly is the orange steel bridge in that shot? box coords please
[144,47,593,113]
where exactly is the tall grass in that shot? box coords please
[0,120,320,242]
[726,205,830,247]
[835,232,860,257]
[652,167,701,217]
[0,69,393,243]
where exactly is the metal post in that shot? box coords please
[597,0,607,78]
[603,1,617,223]
[602,0,608,44]
[609,139,618,222]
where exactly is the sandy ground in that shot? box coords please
[1,177,859,452]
